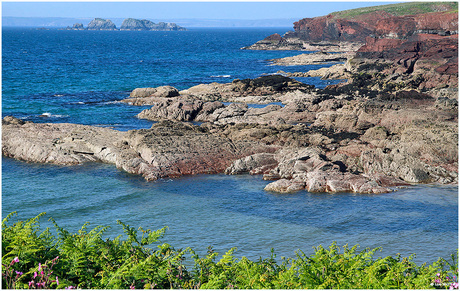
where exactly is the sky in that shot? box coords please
[2,1,398,20]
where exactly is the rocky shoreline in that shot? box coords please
[4,67,457,193]
[3,2,458,194]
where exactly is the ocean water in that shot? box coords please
[2,27,458,264]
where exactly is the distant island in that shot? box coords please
[66,17,186,31]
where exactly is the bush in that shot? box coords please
[2,212,458,289]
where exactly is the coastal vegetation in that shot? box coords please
[2,212,458,289]
[330,2,458,19]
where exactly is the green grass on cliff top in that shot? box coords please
[330,1,458,19]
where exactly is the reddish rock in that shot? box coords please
[292,15,374,42]
[359,37,405,52]
[264,33,283,41]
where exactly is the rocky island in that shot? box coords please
[86,18,117,30]
[4,2,457,194]
[66,17,186,31]
[120,18,186,31]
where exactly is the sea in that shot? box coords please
[2,27,458,264]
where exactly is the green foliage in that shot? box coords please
[2,213,458,289]
[330,2,458,19]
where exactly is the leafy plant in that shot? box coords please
[2,212,458,289]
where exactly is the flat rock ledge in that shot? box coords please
[269,52,350,66]
[2,117,274,181]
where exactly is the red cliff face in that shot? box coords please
[285,5,458,89]
[286,3,458,89]
[292,10,457,43]
[359,11,458,52]
[354,11,458,89]
[292,14,375,42]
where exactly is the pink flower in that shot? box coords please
[56,276,59,286]
[38,263,42,272]
[28,281,34,287]
[130,285,135,289]
[34,272,38,278]
[13,257,19,263]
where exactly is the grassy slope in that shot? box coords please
[330,1,458,19]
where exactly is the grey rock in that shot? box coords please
[87,18,117,30]
[2,118,274,181]
[120,18,186,31]
[225,153,277,175]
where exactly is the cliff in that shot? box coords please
[245,2,458,91]
[245,2,458,51]
[120,18,186,31]
[290,2,457,41]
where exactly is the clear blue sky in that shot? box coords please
[3,2,398,20]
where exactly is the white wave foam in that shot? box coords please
[210,75,231,78]
[39,112,69,118]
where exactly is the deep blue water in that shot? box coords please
[2,27,340,129]
[2,27,458,264]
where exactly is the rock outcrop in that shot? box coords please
[2,117,273,181]
[120,18,186,31]
[122,86,180,105]
[66,23,84,30]
[87,18,117,30]
[123,76,315,106]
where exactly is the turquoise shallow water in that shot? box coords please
[2,27,458,264]
[2,157,458,264]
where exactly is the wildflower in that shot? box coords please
[56,276,59,286]
[28,281,34,288]
[38,263,41,272]
[438,273,441,277]
[34,272,38,278]
[13,257,19,263]
[130,285,135,289]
